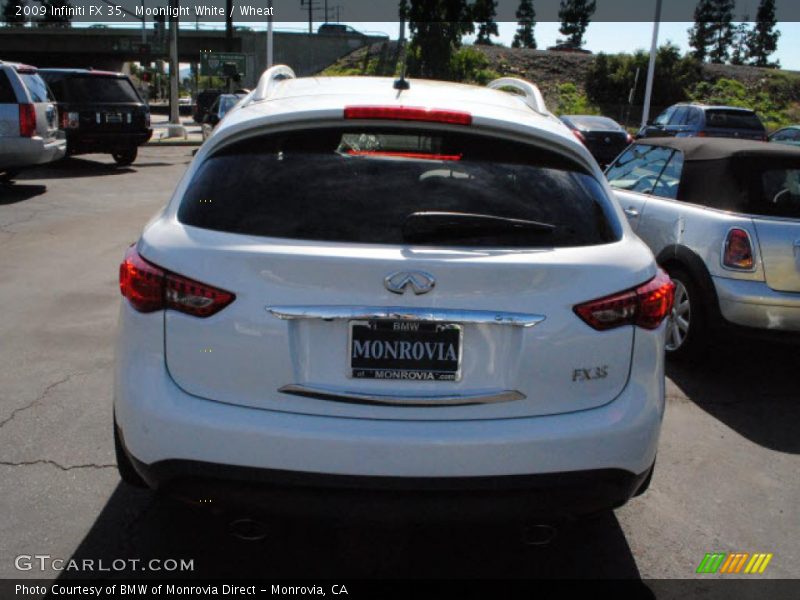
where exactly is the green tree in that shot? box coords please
[406,0,473,80]
[688,0,716,62]
[472,0,498,45]
[688,0,735,64]
[729,20,751,66]
[3,0,26,26]
[557,0,595,48]
[512,0,536,49]
[748,0,780,68]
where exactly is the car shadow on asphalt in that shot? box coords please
[667,339,800,454]
[18,158,135,179]
[0,183,47,205]
[57,485,645,580]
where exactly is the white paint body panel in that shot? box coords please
[116,75,664,479]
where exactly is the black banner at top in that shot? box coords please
[9,0,800,24]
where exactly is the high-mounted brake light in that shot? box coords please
[344,106,472,126]
[346,149,462,161]
[19,104,36,137]
[722,228,754,270]
[119,246,235,317]
[574,269,675,331]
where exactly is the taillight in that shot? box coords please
[722,228,754,270]
[344,106,472,126]
[19,104,36,137]
[60,111,80,129]
[572,129,586,144]
[119,246,235,317]
[574,269,675,331]
[346,149,462,161]
[696,131,708,137]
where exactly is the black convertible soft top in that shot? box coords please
[635,137,800,211]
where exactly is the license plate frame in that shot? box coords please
[348,319,463,382]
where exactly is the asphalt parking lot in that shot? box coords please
[0,147,797,581]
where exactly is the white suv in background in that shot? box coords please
[0,61,65,182]
[114,67,674,522]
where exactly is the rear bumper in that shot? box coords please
[114,304,665,518]
[0,136,66,169]
[713,275,800,335]
[66,129,152,153]
[120,431,653,521]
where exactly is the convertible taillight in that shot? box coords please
[119,246,235,317]
[722,228,754,270]
[574,270,675,331]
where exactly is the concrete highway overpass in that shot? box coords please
[0,27,387,86]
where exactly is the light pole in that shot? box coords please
[641,0,663,129]
[140,0,146,44]
[168,0,179,125]
[267,2,274,68]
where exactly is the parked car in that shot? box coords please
[560,115,633,168]
[769,125,800,147]
[0,61,66,182]
[115,68,674,522]
[637,103,767,141]
[606,137,800,358]
[192,89,222,124]
[38,68,152,166]
[201,93,246,140]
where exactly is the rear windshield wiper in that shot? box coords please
[402,211,556,244]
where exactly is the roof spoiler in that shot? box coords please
[251,65,296,102]
[487,77,548,115]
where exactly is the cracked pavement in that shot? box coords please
[0,148,797,581]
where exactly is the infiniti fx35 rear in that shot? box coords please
[114,72,673,522]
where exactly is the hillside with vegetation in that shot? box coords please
[321,41,800,132]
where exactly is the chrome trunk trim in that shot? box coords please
[267,305,545,328]
[278,384,526,407]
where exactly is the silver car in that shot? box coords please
[0,61,66,182]
[607,137,800,358]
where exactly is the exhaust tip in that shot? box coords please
[521,524,558,546]
[229,518,269,541]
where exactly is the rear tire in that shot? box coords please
[112,147,137,166]
[0,169,20,183]
[664,266,708,360]
[114,422,148,488]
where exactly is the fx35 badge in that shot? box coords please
[572,366,609,382]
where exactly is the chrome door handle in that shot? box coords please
[624,207,640,218]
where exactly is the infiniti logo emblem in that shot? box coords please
[384,271,436,295]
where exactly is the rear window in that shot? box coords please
[178,128,620,248]
[756,168,800,219]
[705,109,764,131]
[0,71,16,103]
[566,116,621,131]
[18,73,52,103]
[45,75,140,103]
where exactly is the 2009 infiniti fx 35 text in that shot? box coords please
[114,67,674,521]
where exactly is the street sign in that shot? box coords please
[200,52,247,77]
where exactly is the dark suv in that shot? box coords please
[39,69,152,165]
[637,104,767,142]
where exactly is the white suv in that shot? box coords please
[0,61,65,182]
[114,67,674,521]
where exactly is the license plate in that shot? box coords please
[349,320,462,381]
[105,113,123,123]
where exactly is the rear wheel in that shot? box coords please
[112,147,138,166]
[664,266,708,360]
[0,169,20,183]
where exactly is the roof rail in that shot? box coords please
[487,77,548,115]
[252,65,296,102]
